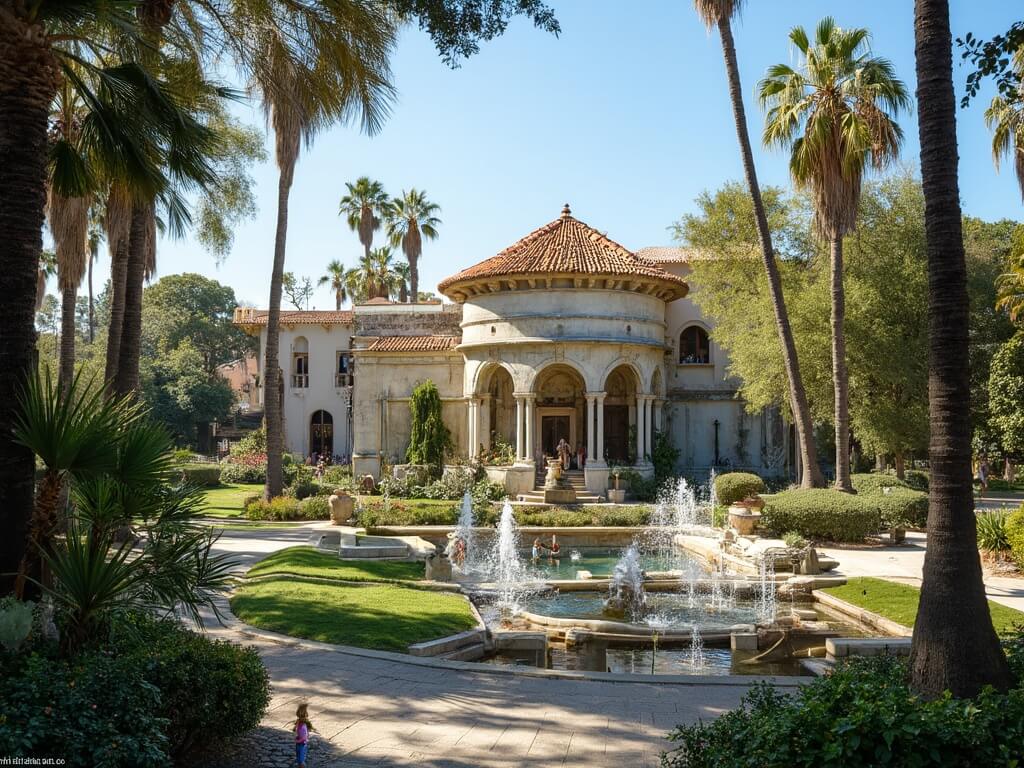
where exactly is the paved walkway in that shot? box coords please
[821,531,1024,613]
[196,525,782,768]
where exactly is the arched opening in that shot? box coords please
[604,365,639,464]
[292,336,309,388]
[310,410,333,458]
[679,325,710,364]
[534,364,586,466]
[485,366,516,450]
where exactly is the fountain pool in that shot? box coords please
[525,547,706,580]
[518,590,760,627]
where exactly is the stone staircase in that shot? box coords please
[516,469,604,504]
[408,629,487,661]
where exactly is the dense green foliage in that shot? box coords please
[714,472,767,505]
[354,499,651,528]
[244,496,330,521]
[873,487,929,529]
[977,510,1012,552]
[177,464,222,487]
[903,469,930,490]
[989,332,1024,458]
[662,655,1024,768]
[406,380,452,470]
[850,472,910,493]
[762,489,880,541]
[1007,507,1024,569]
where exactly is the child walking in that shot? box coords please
[294,702,315,768]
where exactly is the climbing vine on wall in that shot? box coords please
[406,379,453,473]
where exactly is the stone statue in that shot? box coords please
[328,491,354,525]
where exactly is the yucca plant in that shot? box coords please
[977,510,1011,553]
[12,370,143,598]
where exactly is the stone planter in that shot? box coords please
[392,464,431,484]
[889,526,906,544]
[484,464,533,496]
[607,489,626,504]
[727,505,761,536]
[328,492,354,525]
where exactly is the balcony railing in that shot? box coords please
[335,373,354,387]
[291,373,309,389]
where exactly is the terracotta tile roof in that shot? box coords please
[233,309,353,326]
[365,335,461,352]
[438,205,688,294]
[635,246,712,264]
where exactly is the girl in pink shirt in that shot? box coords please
[294,702,315,767]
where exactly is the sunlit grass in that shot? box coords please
[199,483,264,518]
[247,546,423,582]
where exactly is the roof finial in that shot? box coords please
[561,202,571,219]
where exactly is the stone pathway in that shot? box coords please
[195,525,786,768]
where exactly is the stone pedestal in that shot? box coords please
[329,492,355,525]
[727,506,761,535]
[542,457,576,504]
[425,552,453,582]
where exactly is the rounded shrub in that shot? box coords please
[177,464,221,488]
[245,496,302,520]
[1007,507,1024,569]
[299,495,331,520]
[220,461,265,484]
[903,469,929,491]
[850,472,910,494]
[873,488,929,529]
[714,472,766,506]
[762,489,880,542]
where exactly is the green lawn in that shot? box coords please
[199,483,264,518]
[230,579,477,651]
[821,577,1024,634]
[247,546,424,582]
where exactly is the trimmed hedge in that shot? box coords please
[220,462,265,484]
[873,487,929,529]
[714,472,766,506]
[354,500,652,528]
[850,472,910,494]
[903,469,929,491]
[762,489,880,542]
[244,496,330,521]
[177,464,221,488]
[1008,507,1024,570]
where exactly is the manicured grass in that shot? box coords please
[247,546,424,582]
[199,483,264,518]
[230,579,477,651]
[821,576,1024,634]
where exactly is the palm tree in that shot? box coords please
[254,14,396,499]
[984,49,1024,201]
[909,0,1013,698]
[996,255,1024,322]
[759,18,909,492]
[692,0,824,488]
[387,189,441,303]
[318,259,350,310]
[393,260,411,303]
[86,217,102,343]
[340,177,390,265]
[369,247,400,300]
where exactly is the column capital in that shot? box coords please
[585,390,606,399]
[512,391,534,400]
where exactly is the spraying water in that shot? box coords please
[604,544,647,620]
[688,624,705,671]
[490,500,528,610]
[449,492,476,574]
[757,554,778,623]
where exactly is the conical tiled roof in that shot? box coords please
[438,205,688,297]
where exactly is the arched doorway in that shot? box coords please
[534,365,586,463]
[484,365,516,449]
[604,365,639,464]
[310,410,333,458]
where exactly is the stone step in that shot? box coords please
[517,492,604,504]
[408,629,486,657]
[437,642,487,662]
[338,545,409,559]
[825,637,911,660]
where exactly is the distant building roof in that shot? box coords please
[438,205,688,297]
[232,308,353,329]
[364,335,461,352]
[635,246,712,264]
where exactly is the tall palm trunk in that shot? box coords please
[409,257,418,304]
[59,284,77,391]
[830,235,852,491]
[717,16,824,488]
[909,0,1012,698]
[115,202,153,395]
[264,155,297,500]
[0,8,59,595]
[87,246,95,343]
[104,188,132,388]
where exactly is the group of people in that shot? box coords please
[531,534,560,563]
[554,438,585,471]
[305,451,349,480]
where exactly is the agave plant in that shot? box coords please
[976,510,1011,553]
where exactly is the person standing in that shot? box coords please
[293,702,315,768]
[557,437,571,471]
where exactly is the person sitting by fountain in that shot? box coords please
[548,534,561,561]
[531,537,543,563]
[450,536,466,568]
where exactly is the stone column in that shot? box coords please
[594,392,607,466]
[644,396,654,460]
[479,394,492,450]
[654,398,664,433]
[524,395,536,464]
[515,395,525,461]
[635,395,646,465]
[585,393,597,461]
[467,397,479,459]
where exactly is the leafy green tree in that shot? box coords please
[387,188,441,302]
[140,273,254,372]
[406,380,452,472]
[759,17,909,491]
[989,334,1024,466]
[144,341,236,446]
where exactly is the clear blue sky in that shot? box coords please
[79,0,1024,309]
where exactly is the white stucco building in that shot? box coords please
[235,205,792,495]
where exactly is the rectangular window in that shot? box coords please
[292,353,309,388]
[335,352,353,387]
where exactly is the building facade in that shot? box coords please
[235,205,791,494]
